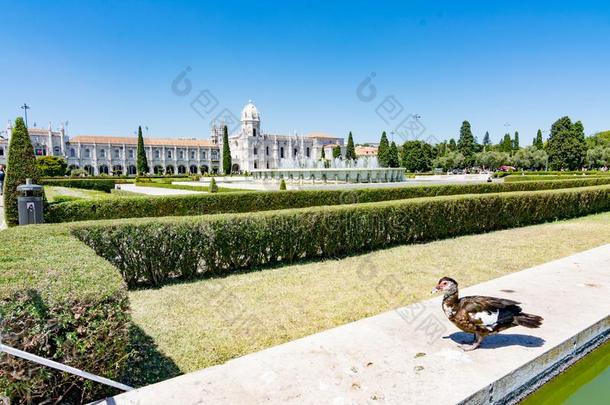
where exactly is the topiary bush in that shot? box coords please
[70,185,610,288]
[3,117,44,226]
[46,177,610,223]
[209,177,218,193]
[279,179,287,190]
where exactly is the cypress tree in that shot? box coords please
[533,129,544,149]
[4,117,43,226]
[457,120,475,165]
[482,131,491,149]
[136,126,148,175]
[500,133,513,153]
[513,131,520,151]
[332,144,342,159]
[345,131,356,160]
[448,138,457,151]
[320,145,326,160]
[388,141,400,167]
[378,131,390,167]
[222,125,231,175]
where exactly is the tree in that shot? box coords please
[513,131,520,151]
[457,120,476,166]
[222,125,231,174]
[332,144,342,159]
[401,140,433,172]
[279,178,287,190]
[512,147,548,170]
[586,146,610,168]
[4,117,43,226]
[533,129,544,150]
[475,151,511,171]
[36,156,67,177]
[499,133,513,153]
[377,131,390,167]
[345,132,356,160]
[209,177,218,193]
[136,126,148,175]
[448,138,457,151]
[482,131,491,150]
[388,141,400,167]
[432,151,465,171]
[546,116,587,170]
[320,145,326,160]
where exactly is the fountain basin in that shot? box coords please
[251,167,405,183]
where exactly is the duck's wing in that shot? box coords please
[455,296,523,331]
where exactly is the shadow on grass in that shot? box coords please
[446,331,545,349]
[120,323,182,388]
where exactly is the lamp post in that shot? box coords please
[20,103,30,128]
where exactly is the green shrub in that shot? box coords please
[279,179,287,190]
[41,178,126,193]
[209,178,218,193]
[0,225,129,403]
[71,185,610,288]
[36,156,68,177]
[4,117,44,226]
[503,174,604,182]
[46,177,610,223]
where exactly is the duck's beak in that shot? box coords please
[430,286,440,294]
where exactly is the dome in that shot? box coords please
[241,100,260,121]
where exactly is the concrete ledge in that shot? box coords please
[103,244,610,404]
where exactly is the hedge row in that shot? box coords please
[0,225,129,403]
[503,174,607,182]
[71,185,610,288]
[47,177,610,223]
[41,178,127,193]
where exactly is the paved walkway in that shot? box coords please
[0,195,6,230]
[103,245,610,404]
[116,184,205,196]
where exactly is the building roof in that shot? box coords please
[305,132,341,139]
[355,146,378,155]
[69,135,217,147]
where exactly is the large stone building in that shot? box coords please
[0,102,344,175]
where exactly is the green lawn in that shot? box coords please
[127,211,610,386]
[44,186,143,202]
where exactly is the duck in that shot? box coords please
[431,276,543,351]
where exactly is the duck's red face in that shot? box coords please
[431,277,458,294]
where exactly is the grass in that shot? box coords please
[128,211,610,384]
[44,186,144,202]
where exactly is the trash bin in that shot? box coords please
[16,178,44,225]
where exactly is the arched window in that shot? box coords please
[100,149,106,158]
[253,128,257,136]
[114,148,120,158]
[253,147,258,155]
[306,147,310,157]
[155,149,160,158]
[85,149,91,158]
[266,146,269,156]
[70,148,75,157]
[129,149,134,159]
[280,147,284,158]
[168,150,173,159]
[293,148,298,157]
[179,150,184,159]
[191,150,195,159]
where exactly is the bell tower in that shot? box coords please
[241,100,261,138]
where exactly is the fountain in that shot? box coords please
[252,154,404,184]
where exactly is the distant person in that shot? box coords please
[0,165,5,195]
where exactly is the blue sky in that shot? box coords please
[1,0,609,144]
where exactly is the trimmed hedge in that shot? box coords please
[503,174,606,182]
[71,185,610,288]
[41,178,127,193]
[0,225,129,403]
[47,177,610,223]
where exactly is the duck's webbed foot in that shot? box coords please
[459,334,483,351]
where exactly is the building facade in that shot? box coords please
[0,102,344,175]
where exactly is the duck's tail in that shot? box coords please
[515,313,543,328]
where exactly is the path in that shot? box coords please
[102,245,610,404]
[115,184,205,196]
[0,195,6,230]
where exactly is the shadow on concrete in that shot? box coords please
[120,324,182,388]
[446,331,545,349]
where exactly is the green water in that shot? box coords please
[521,340,610,404]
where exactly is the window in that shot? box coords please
[35,148,46,156]
[129,149,134,159]
[253,128,257,136]
[85,149,90,158]
[0,147,4,156]
[280,147,284,158]
[100,149,106,158]
[306,147,310,158]
[154,149,160,158]
[202,150,207,159]
[114,149,120,158]
[254,161,258,169]
[168,150,173,159]
[179,150,184,159]
[253,147,257,155]
[54,146,61,155]
[266,161,269,169]
[293,148,298,157]
[266,146,269,156]
[191,150,195,159]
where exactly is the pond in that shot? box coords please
[521,339,609,404]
